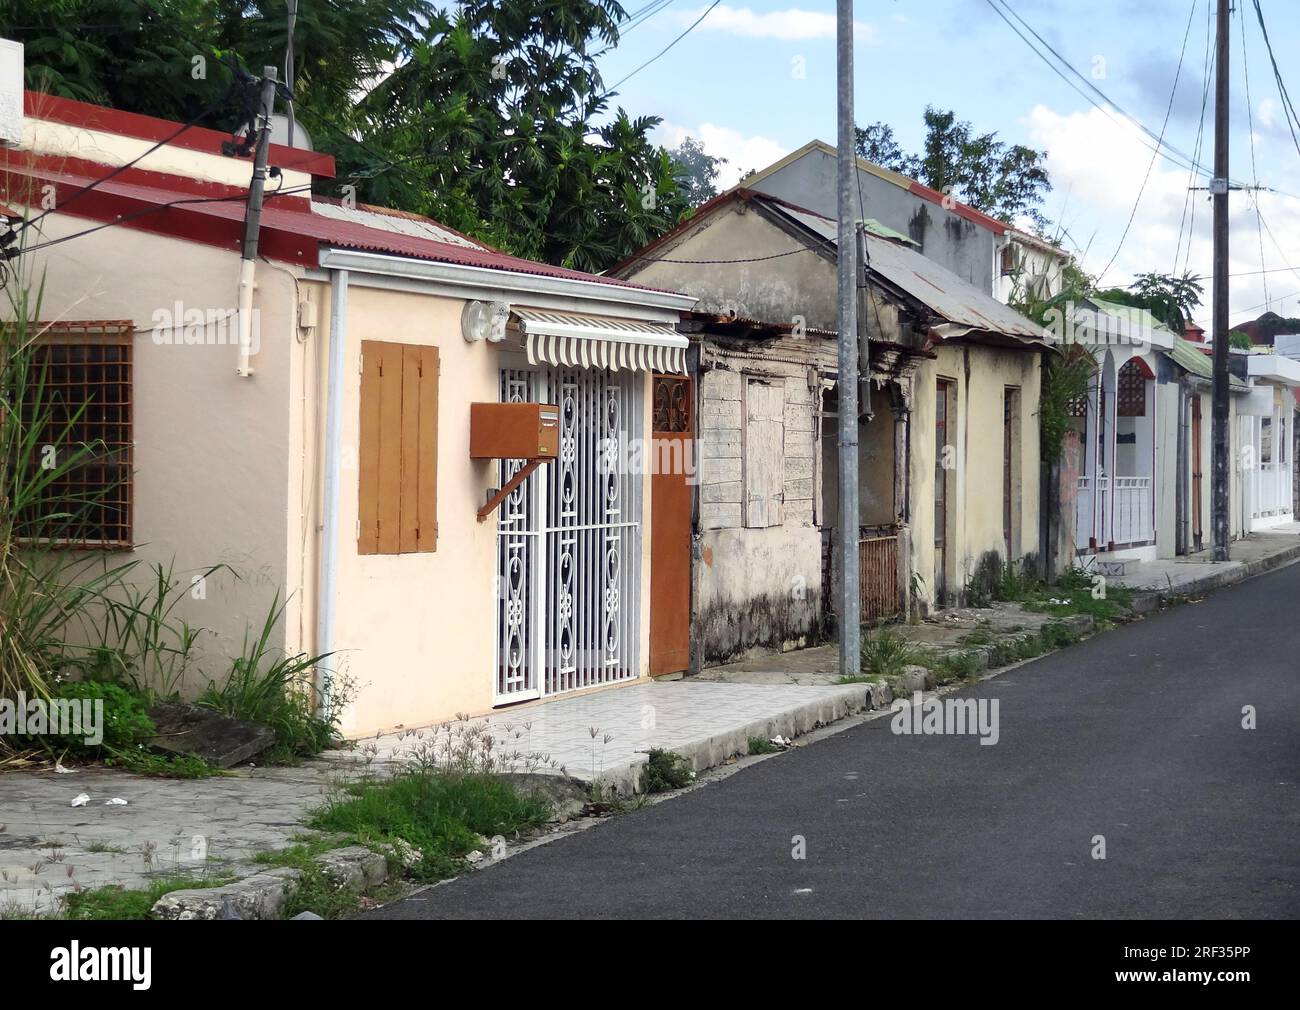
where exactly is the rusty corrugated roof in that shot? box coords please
[764,198,1049,343]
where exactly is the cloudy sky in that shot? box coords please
[594,0,1300,330]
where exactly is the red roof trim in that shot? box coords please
[23,91,336,179]
[1,148,311,211]
[1,160,682,292]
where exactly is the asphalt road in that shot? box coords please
[368,562,1300,920]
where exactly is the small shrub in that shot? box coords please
[934,651,982,684]
[1040,620,1076,650]
[63,875,231,920]
[41,681,153,752]
[104,748,215,778]
[747,736,779,755]
[640,748,693,793]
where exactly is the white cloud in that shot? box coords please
[670,5,877,42]
[1025,103,1300,326]
[659,121,789,188]
[1258,98,1278,130]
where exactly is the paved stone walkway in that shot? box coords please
[0,763,335,916]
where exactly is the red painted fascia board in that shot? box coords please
[3,162,688,289]
[0,160,320,267]
[0,148,312,211]
[23,91,336,179]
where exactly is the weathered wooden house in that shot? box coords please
[612,190,1052,668]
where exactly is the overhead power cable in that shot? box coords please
[10,184,314,260]
[602,0,722,95]
[985,0,1253,188]
[17,85,235,235]
[1240,4,1270,311]
[1174,0,1215,277]
[1095,0,1199,286]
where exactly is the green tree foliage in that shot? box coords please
[1097,271,1203,334]
[1010,259,1097,464]
[668,137,728,208]
[856,107,1052,232]
[3,0,689,272]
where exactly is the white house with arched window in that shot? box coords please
[1061,299,1174,569]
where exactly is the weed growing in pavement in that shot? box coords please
[640,748,694,793]
[861,625,925,678]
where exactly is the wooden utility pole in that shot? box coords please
[836,0,861,678]
[1211,0,1231,560]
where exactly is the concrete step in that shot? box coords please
[1095,558,1139,577]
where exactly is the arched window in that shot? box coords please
[1117,358,1152,417]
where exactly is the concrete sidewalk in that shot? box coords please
[1108,525,1300,598]
[1,678,867,914]
[321,680,868,792]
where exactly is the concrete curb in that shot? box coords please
[151,845,389,921]
[1129,542,1300,614]
[591,684,871,794]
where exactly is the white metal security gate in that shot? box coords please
[494,365,643,704]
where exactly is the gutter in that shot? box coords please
[315,268,348,718]
[315,247,697,317]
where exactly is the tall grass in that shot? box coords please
[198,592,336,759]
[0,277,141,709]
[860,626,924,678]
[3,271,336,760]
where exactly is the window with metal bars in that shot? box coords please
[15,322,134,548]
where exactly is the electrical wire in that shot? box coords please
[10,184,314,259]
[985,0,1253,188]
[1173,0,1215,277]
[16,85,235,235]
[602,0,721,95]
[1240,4,1270,311]
[1095,0,1199,286]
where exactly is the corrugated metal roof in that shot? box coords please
[766,199,1048,343]
[732,139,1063,254]
[7,161,677,295]
[1164,337,1250,391]
[310,200,486,250]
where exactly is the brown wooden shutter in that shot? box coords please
[416,345,439,551]
[358,340,439,555]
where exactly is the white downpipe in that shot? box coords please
[236,257,257,376]
[316,268,348,719]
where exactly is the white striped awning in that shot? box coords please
[514,308,687,374]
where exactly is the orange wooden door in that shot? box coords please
[649,375,693,676]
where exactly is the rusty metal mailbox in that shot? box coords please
[469,402,559,460]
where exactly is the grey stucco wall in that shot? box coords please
[746,149,996,293]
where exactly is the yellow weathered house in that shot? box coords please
[612,189,1052,665]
